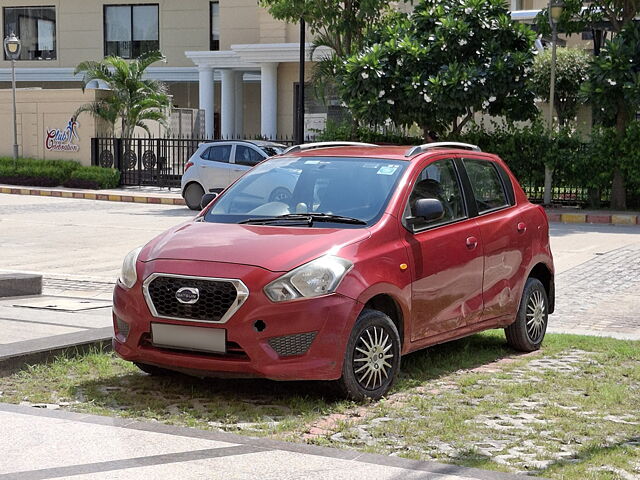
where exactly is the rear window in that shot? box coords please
[463,159,509,214]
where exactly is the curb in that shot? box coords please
[2,184,638,225]
[0,327,113,377]
[0,186,185,206]
[546,212,639,226]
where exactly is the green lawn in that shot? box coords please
[1,331,638,479]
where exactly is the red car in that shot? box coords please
[113,141,554,400]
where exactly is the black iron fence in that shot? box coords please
[91,137,299,188]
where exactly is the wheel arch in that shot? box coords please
[527,262,555,314]
[181,180,205,197]
[362,293,405,348]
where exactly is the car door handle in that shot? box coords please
[517,222,527,233]
[466,236,478,249]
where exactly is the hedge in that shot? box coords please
[314,120,640,208]
[0,157,120,190]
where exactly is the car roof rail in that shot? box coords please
[404,142,481,157]
[283,141,378,154]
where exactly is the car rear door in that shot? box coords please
[401,156,484,342]
[198,144,234,191]
[458,156,524,323]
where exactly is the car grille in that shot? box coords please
[145,275,243,323]
[268,332,317,357]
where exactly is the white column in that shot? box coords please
[260,62,278,140]
[221,69,235,140]
[198,66,215,138]
[234,72,244,138]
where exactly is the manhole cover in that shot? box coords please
[11,296,112,312]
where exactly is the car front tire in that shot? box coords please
[184,183,205,210]
[134,362,174,376]
[337,309,401,401]
[505,277,549,352]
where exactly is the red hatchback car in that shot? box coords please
[113,142,554,400]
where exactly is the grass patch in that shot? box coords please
[0,332,638,479]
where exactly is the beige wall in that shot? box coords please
[0,88,106,165]
[0,1,300,70]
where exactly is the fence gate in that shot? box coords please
[91,137,202,188]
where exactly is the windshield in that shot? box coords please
[204,156,407,227]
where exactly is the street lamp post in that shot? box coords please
[3,32,21,168]
[544,0,564,205]
[297,18,305,146]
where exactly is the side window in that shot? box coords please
[235,145,264,167]
[203,145,231,163]
[463,159,509,214]
[405,158,466,231]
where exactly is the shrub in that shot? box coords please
[0,157,119,190]
[63,166,120,189]
[315,120,422,145]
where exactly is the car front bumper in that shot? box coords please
[112,259,362,381]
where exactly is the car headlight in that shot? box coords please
[264,255,353,302]
[118,247,143,289]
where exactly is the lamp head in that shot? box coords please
[548,0,565,25]
[3,32,21,60]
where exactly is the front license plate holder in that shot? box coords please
[151,323,226,354]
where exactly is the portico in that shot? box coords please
[186,43,329,140]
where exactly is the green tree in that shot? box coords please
[536,0,640,209]
[74,51,170,139]
[259,0,396,104]
[258,0,394,58]
[582,24,640,207]
[336,0,538,138]
[529,48,590,127]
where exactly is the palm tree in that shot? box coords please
[74,50,170,138]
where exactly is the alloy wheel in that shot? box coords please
[526,289,547,343]
[352,326,395,390]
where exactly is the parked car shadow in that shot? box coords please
[74,332,513,426]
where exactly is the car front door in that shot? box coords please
[199,144,234,191]
[402,157,484,342]
[460,157,523,323]
[230,145,266,183]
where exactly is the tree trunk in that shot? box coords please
[610,168,626,210]
[422,125,434,142]
[610,108,628,210]
[543,165,553,205]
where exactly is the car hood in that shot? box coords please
[141,221,371,272]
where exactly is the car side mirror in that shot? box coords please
[406,198,444,227]
[200,192,218,210]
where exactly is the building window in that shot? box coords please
[3,6,56,60]
[104,4,159,58]
[210,1,219,51]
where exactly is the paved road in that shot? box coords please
[0,194,195,282]
[1,194,639,338]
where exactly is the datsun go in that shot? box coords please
[113,141,554,400]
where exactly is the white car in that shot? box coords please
[181,140,286,210]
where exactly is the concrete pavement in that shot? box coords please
[0,402,531,480]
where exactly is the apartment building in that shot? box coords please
[0,0,319,140]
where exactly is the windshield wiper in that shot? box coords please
[239,213,367,226]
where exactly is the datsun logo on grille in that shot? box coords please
[175,287,199,304]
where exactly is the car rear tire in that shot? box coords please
[134,362,174,376]
[337,309,401,401]
[505,277,549,352]
[184,183,205,210]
